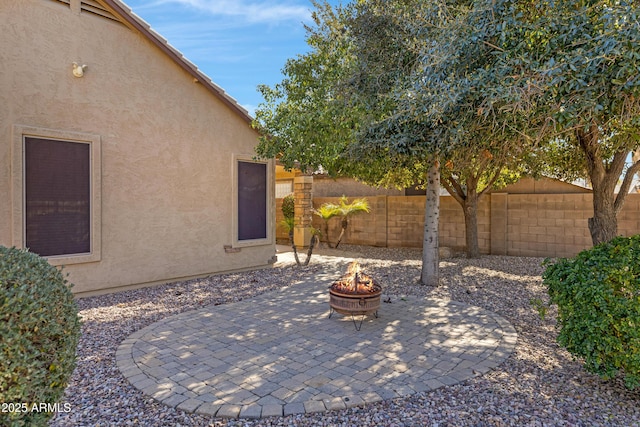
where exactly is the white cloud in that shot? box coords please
[163,0,312,25]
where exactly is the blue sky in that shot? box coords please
[123,0,342,117]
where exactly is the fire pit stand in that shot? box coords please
[328,262,382,331]
[328,289,381,331]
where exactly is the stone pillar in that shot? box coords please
[293,175,313,247]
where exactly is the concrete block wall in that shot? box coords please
[505,194,594,257]
[619,194,640,236]
[311,196,387,247]
[438,196,492,253]
[386,196,425,248]
[275,193,640,258]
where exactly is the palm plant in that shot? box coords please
[313,202,341,248]
[334,196,370,248]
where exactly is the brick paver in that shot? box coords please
[117,263,517,419]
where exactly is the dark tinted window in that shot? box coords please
[25,137,91,256]
[238,161,267,241]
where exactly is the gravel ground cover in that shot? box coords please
[50,245,639,427]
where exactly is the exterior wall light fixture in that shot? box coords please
[72,62,87,78]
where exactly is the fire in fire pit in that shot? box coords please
[329,261,382,330]
[331,261,382,295]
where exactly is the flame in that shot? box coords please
[331,261,380,294]
[347,261,360,278]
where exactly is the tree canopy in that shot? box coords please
[255,1,450,283]
[254,0,640,269]
[254,2,359,176]
[493,0,640,244]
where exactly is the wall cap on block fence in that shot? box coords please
[294,175,314,184]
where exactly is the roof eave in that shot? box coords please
[100,0,254,125]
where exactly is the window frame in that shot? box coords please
[11,125,102,265]
[275,179,294,199]
[232,155,273,248]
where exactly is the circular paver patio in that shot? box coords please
[116,267,517,419]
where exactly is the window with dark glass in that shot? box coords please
[24,137,91,256]
[237,161,267,241]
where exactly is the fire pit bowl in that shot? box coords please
[328,262,382,330]
[329,286,382,316]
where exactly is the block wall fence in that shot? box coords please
[276,193,640,258]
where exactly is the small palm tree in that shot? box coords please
[334,196,370,248]
[313,203,341,248]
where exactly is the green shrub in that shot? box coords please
[542,235,640,389]
[282,194,295,220]
[0,246,81,426]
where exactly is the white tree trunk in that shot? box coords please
[420,159,440,286]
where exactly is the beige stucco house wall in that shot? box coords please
[0,0,275,296]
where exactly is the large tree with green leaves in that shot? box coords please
[404,0,540,258]
[492,0,640,245]
[346,0,556,259]
[338,0,450,283]
[254,1,447,285]
[254,0,541,277]
[426,0,640,248]
[332,0,558,259]
[254,2,359,177]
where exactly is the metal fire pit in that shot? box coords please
[328,284,382,331]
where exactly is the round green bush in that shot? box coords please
[542,235,640,389]
[0,246,81,426]
[282,194,295,220]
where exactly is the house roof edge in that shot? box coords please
[101,0,254,125]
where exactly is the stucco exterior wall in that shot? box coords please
[1,0,275,295]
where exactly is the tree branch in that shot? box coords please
[609,147,629,174]
[442,176,465,206]
[576,124,605,185]
[615,158,640,213]
[482,40,504,52]
[479,164,505,197]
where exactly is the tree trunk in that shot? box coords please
[576,125,626,245]
[322,221,333,248]
[335,218,348,248]
[303,234,317,266]
[289,230,302,266]
[464,188,480,258]
[587,201,617,245]
[420,160,440,286]
[588,168,619,246]
[441,175,484,259]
